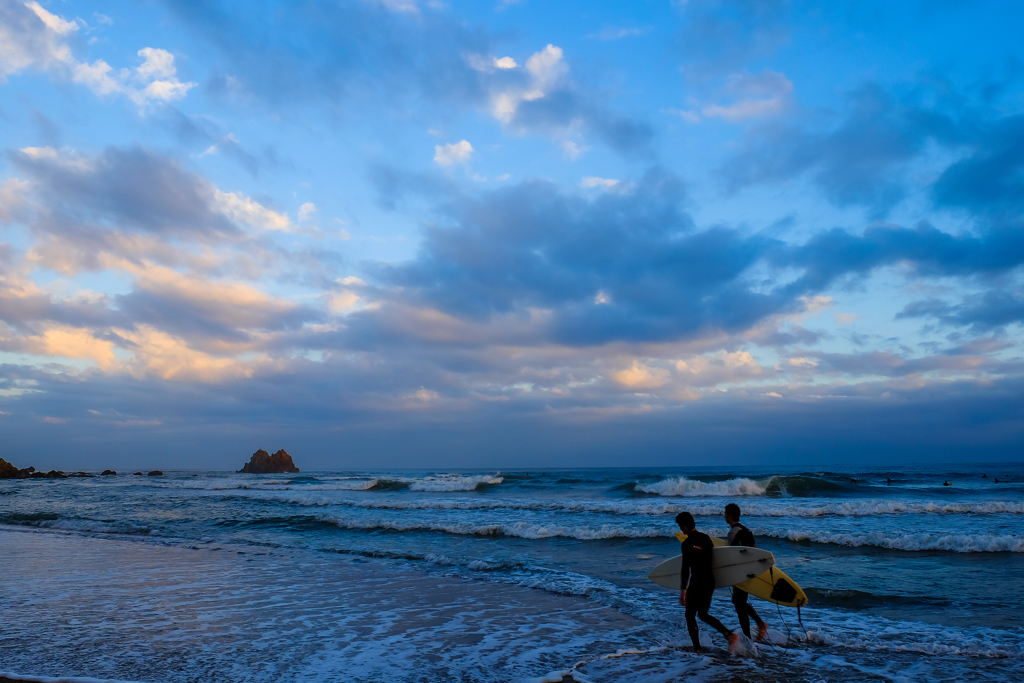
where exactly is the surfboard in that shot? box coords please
[648,545,774,590]
[657,532,808,608]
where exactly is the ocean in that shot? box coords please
[1,462,1022,682]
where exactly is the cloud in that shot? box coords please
[298,202,317,223]
[587,27,647,41]
[717,80,980,215]
[433,140,474,166]
[579,176,618,189]
[701,70,793,121]
[6,145,307,279]
[0,2,194,108]
[154,3,653,157]
[372,167,797,346]
[898,290,1024,332]
[612,360,669,389]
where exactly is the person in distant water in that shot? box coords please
[675,511,738,654]
[724,503,769,641]
[943,480,952,486]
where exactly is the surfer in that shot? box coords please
[724,503,769,642]
[675,512,739,654]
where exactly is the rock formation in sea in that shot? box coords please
[0,460,123,479]
[148,470,163,476]
[238,448,300,474]
[0,458,17,479]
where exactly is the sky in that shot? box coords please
[1,0,1024,471]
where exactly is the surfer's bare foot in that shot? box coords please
[757,623,769,640]
[727,633,741,654]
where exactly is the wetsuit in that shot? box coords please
[728,522,766,639]
[680,530,732,650]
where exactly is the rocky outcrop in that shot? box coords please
[0,458,18,479]
[101,469,117,476]
[1,460,120,479]
[238,448,300,474]
[148,470,163,476]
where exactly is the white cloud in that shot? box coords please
[494,56,517,69]
[525,44,567,90]
[580,176,619,189]
[213,190,292,232]
[0,4,193,108]
[489,44,568,124]
[433,140,473,167]
[135,47,176,80]
[298,202,317,222]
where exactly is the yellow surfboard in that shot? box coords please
[674,532,807,608]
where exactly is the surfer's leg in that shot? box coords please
[731,588,751,638]
[684,603,702,651]
[746,600,767,636]
[697,608,732,639]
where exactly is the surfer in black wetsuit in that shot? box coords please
[724,503,769,641]
[675,511,738,654]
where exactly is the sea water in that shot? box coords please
[1,462,1022,682]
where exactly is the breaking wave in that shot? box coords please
[635,476,769,497]
[766,528,1024,553]
[237,491,1024,518]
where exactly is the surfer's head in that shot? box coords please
[675,511,695,532]
[724,503,741,524]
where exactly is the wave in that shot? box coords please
[635,476,769,497]
[767,528,1024,553]
[0,512,152,536]
[634,474,863,497]
[160,473,504,493]
[319,515,666,541]
[233,491,1024,519]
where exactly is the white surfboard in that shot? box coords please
[648,546,775,590]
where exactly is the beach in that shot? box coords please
[2,464,1022,681]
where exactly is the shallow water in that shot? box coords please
[1,462,1022,681]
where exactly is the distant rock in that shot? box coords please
[0,462,71,480]
[101,470,117,476]
[148,470,163,476]
[0,458,18,479]
[238,448,300,474]
[31,470,66,479]
[133,472,143,475]
[69,471,94,478]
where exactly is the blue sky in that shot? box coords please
[1,0,1023,470]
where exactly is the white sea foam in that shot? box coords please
[766,528,1024,553]
[247,491,1024,519]
[407,474,504,491]
[636,476,769,497]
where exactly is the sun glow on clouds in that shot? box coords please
[1,0,1023,460]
